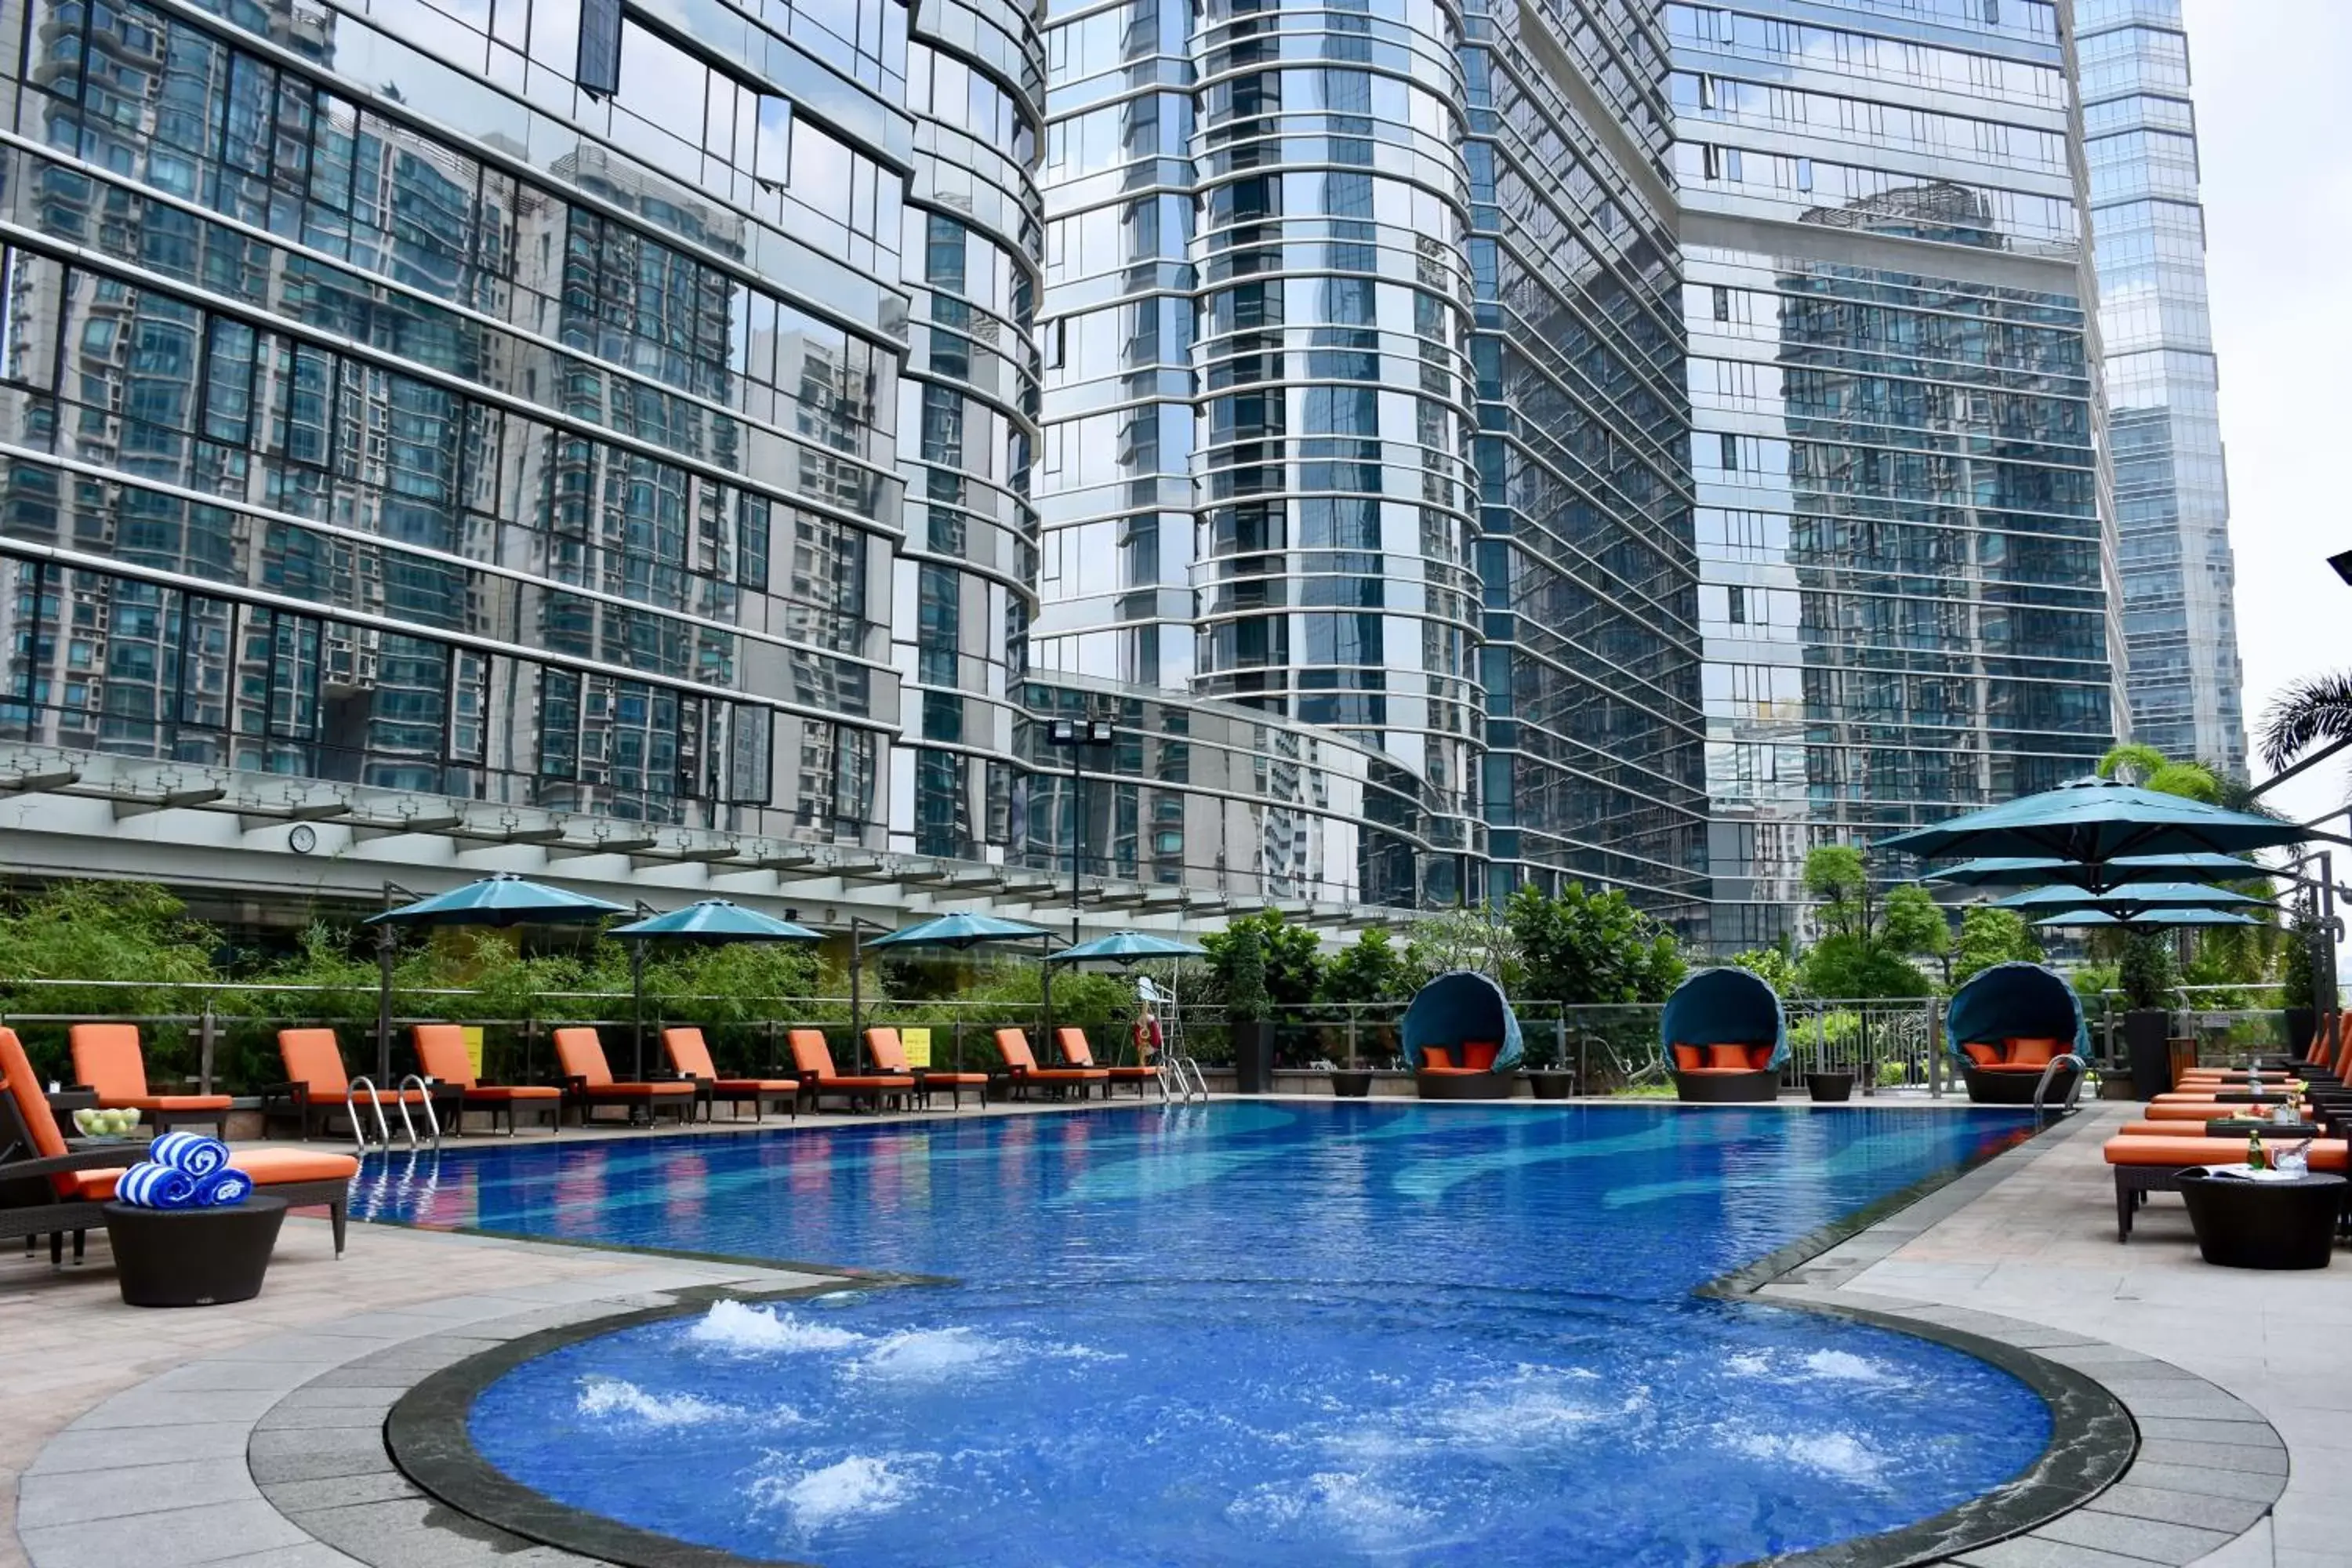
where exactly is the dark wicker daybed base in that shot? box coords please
[1963,1064,2078,1105]
[1673,1069,1780,1103]
[1415,1069,1518,1101]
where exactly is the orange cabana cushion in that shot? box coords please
[1422,1046,1454,1070]
[2105,1135,2346,1171]
[1747,1047,1775,1071]
[1961,1043,2002,1067]
[1706,1044,1751,1071]
[1461,1042,1499,1072]
[1671,1044,1704,1072]
[2006,1038,2061,1069]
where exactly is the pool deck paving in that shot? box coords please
[0,1094,2340,1567]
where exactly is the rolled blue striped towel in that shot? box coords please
[147,1131,231,1177]
[114,1162,200,1209]
[192,1168,253,1207]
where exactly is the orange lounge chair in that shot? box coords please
[2106,1132,2347,1241]
[1,1027,357,1261]
[787,1029,913,1112]
[663,1027,800,1121]
[262,1029,433,1142]
[867,1028,989,1109]
[552,1028,696,1127]
[993,1029,1106,1099]
[68,1023,230,1138]
[412,1025,561,1135]
[1054,1028,1156,1098]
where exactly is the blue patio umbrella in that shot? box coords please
[1044,931,1207,964]
[852,913,1054,1069]
[1928,853,2263,892]
[1993,882,2275,916]
[609,901,825,1079]
[363,873,628,1080]
[1877,777,2303,864]
[2031,907,2263,930]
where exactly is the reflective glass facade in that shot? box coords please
[1668,0,2123,947]
[2077,0,2243,775]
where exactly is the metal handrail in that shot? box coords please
[394,1074,440,1151]
[344,1076,394,1154]
[2033,1053,2087,1120]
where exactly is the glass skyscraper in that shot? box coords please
[2076,0,2244,775]
[1667,0,2122,946]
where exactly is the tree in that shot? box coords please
[2259,670,2352,790]
[1215,922,1269,1023]
[1505,882,1685,1006]
[1726,943,1802,998]
[2116,929,2176,1011]
[2281,909,2317,1013]
[1200,911,1318,1011]
[2098,743,2221,804]
[1319,928,1410,1006]
[1951,906,2043,986]
[1403,905,1518,986]
[1795,845,1937,998]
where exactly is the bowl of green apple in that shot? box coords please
[72,1107,143,1142]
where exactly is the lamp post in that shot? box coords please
[1046,716,1116,947]
[846,914,892,1070]
[375,880,420,1083]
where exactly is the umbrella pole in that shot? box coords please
[1041,932,1054,1041]
[630,942,646,1081]
[376,925,396,1082]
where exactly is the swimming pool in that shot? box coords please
[365,1102,2050,1566]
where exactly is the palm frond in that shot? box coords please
[2259,669,2352,773]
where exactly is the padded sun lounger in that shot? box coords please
[2103,1133,2348,1241]
[551,1028,696,1127]
[2,1026,356,1261]
[993,1029,1106,1099]
[68,1023,230,1138]
[1054,1028,1157,1097]
[412,1025,561,1135]
[663,1028,800,1121]
[866,1029,988,1109]
[786,1030,913,1112]
[262,1029,432,1141]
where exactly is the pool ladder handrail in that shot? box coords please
[344,1074,442,1155]
[2033,1053,2087,1120]
[1155,1051,1207,1104]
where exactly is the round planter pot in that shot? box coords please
[1526,1071,1574,1101]
[1806,1072,1855,1104]
[1329,1069,1373,1098]
[103,1196,288,1308]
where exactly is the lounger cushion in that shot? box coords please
[1961,1043,2002,1067]
[578,1081,696,1099]
[921,1072,991,1085]
[711,1079,800,1094]
[2104,1135,2345,1171]
[109,1094,232,1112]
[1423,1046,1455,1070]
[1461,1042,1499,1072]
[1706,1044,1750,1070]
[70,1024,155,1102]
[811,1075,916,1091]
[71,1147,358,1201]
[412,1025,477,1089]
[461,1084,562,1101]
[2006,1039,2060,1069]
[1672,1045,1703,1071]
[2145,1102,2276,1120]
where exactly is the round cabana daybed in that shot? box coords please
[1947,961,2087,1105]
[1662,967,1788,1102]
[1406,971,1523,1100]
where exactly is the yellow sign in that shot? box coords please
[462,1026,485,1080]
[901,1027,933,1069]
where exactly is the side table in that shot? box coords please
[2174,1171,2343,1270]
[2202,1120,2321,1139]
[103,1196,289,1305]
[45,1087,97,1120]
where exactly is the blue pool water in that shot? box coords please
[361,1102,2049,1566]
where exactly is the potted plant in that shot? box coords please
[1319,931,1403,1098]
[1224,924,1276,1094]
[2118,931,2176,1097]
[2282,912,2317,1061]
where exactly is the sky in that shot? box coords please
[2179,0,2352,829]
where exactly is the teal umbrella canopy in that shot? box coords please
[1046,931,1207,964]
[609,900,824,943]
[366,872,626,927]
[863,913,1051,950]
[1929,853,2262,892]
[1877,777,2303,863]
[1993,882,2274,915]
[2033,907,2262,930]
